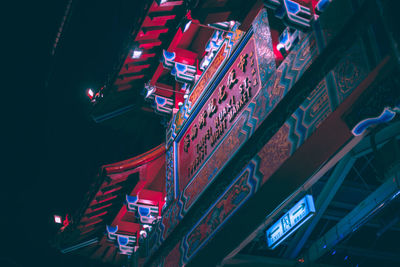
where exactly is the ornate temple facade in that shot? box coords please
[56,0,400,266]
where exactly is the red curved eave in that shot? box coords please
[102,143,166,175]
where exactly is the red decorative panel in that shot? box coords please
[177,37,261,192]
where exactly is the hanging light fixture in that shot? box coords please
[181,16,192,33]
[131,47,143,59]
[144,82,157,98]
[86,87,104,103]
[54,215,62,224]
[87,88,94,100]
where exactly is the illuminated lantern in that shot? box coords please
[54,215,62,224]
[131,47,143,59]
[86,88,94,100]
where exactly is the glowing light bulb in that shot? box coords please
[132,48,143,59]
[54,215,62,224]
[87,88,94,99]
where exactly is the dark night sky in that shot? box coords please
[4,1,161,266]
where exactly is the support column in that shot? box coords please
[303,171,400,262]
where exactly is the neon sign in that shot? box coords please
[266,195,315,249]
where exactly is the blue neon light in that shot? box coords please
[266,195,315,249]
[351,108,396,136]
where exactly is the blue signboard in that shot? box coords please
[266,195,315,249]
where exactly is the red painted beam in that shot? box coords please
[135,27,169,41]
[102,245,117,264]
[119,64,151,76]
[101,182,125,193]
[154,82,174,98]
[79,227,97,237]
[102,186,123,196]
[114,220,142,236]
[77,218,103,228]
[142,14,176,27]
[94,193,118,205]
[116,84,133,92]
[90,238,110,260]
[141,26,170,33]
[149,64,168,86]
[180,23,207,51]
[106,167,138,181]
[111,205,128,226]
[115,74,145,85]
[174,47,198,65]
[86,210,108,220]
[138,189,164,203]
[89,199,117,211]
[138,39,163,49]
[85,202,113,216]
[103,144,165,175]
